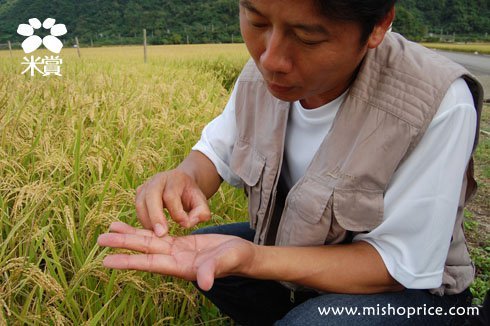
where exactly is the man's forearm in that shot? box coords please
[242,241,404,294]
[177,150,223,199]
[177,153,402,294]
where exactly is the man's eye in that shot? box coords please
[249,21,268,28]
[298,38,323,46]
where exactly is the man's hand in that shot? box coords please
[99,222,403,294]
[135,151,223,236]
[97,221,257,291]
[135,169,211,236]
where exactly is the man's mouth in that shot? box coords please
[267,82,294,93]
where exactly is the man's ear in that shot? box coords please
[367,6,395,49]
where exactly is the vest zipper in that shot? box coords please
[261,104,290,245]
[290,289,295,303]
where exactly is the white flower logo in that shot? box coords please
[17,18,67,54]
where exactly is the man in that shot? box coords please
[98,0,483,324]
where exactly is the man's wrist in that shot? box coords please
[237,241,263,278]
[176,151,223,199]
[174,166,197,183]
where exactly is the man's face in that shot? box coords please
[239,0,371,109]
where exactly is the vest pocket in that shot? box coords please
[332,188,384,231]
[278,177,334,246]
[230,139,266,229]
[289,177,333,224]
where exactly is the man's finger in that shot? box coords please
[135,185,152,230]
[188,203,211,227]
[109,221,156,238]
[108,221,175,244]
[102,254,184,277]
[184,187,211,227]
[98,233,172,254]
[163,191,191,228]
[196,258,216,291]
[145,174,169,236]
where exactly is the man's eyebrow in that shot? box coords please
[291,23,330,36]
[239,1,329,36]
[240,0,330,36]
[239,0,264,16]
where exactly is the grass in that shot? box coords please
[466,104,490,305]
[0,44,488,324]
[421,42,490,55]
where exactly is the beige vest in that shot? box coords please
[229,33,483,295]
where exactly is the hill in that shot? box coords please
[0,0,241,45]
[394,0,490,40]
[0,0,488,45]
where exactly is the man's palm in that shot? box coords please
[98,221,255,290]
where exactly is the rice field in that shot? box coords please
[0,44,250,325]
[0,44,488,325]
[421,42,490,55]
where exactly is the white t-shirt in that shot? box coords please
[192,78,477,290]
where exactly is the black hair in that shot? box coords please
[315,0,397,43]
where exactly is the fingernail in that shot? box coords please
[155,223,165,237]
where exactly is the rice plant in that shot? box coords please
[0,44,249,325]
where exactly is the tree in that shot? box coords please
[393,6,427,40]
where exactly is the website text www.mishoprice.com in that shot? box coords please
[317,304,480,319]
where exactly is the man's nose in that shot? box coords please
[260,30,292,75]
